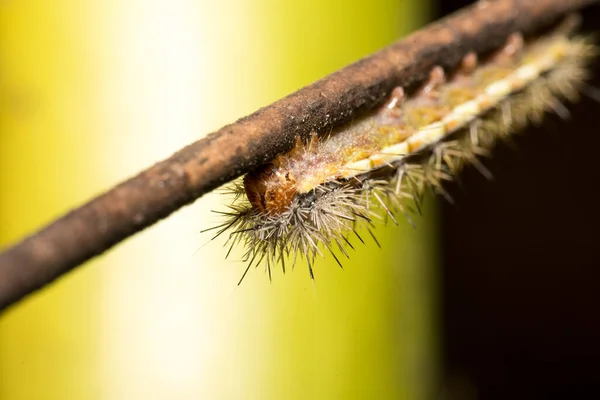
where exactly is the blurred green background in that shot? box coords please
[0,1,436,399]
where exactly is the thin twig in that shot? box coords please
[0,0,597,311]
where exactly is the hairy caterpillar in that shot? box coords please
[205,16,597,283]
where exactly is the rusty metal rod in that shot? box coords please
[0,0,597,311]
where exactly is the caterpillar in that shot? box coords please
[204,16,597,283]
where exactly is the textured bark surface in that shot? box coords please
[1,0,597,311]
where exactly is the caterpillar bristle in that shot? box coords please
[206,19,599,282]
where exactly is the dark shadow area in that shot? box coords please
[438,1,600,399]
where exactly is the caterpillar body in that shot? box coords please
[206,17,597,283]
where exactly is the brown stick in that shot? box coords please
[0,0,597,311]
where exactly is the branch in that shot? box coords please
[0,0,597,311]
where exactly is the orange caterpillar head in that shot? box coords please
[243,163,297,216]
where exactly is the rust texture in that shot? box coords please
[0,0,597,311]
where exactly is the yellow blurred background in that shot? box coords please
[0,1,437,399]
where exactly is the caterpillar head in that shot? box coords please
[243,163,297,216]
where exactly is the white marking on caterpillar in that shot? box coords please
[203,16,598,283]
